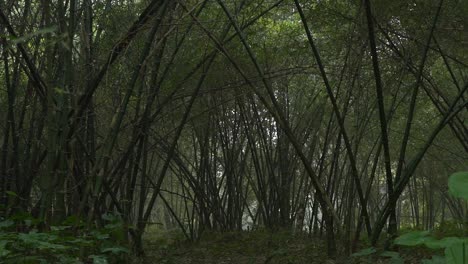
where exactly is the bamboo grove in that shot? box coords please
[0,0,467,257]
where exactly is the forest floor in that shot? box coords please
[142,229,440,264]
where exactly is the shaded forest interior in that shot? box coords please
[0,0,467,263]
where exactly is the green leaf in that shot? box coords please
[68,238,94,246]
[90,255,108,264]
[91,231,110,240]
[0,220,14,229]
[351,247,376,257]
[101,213,119,222]
[37,241,69,250]
[18,231,43,242]
[422,255,446,264]
[390,257,405,264]
[104,222,122,230]
[448,172,468,200]
[394,231,432,246]
[18,231,69,251]
[101,246,130,254]
[0,240,11,257]
[380,251,404,264]
[445,241,468,264]
[5,191,18,197]
[380,251,400,258]
[51,225,72,231]
[58,254,83,264]
[425,237,465,249]
[6,256,48,263]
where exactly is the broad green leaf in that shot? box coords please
[58,254,84,264]
[104,223,122,230]
[0,240,11,257]
[422,255,446,264]
[445,241,468,264]
[24,219,33,227]
[90,255,108,264]
[18,231,45,242]
[390,257,405,264]
[68,238,94,246]
[101,213,119,222]
[21,231,58,241]
[18,231,69,251]
[0,220,14,229]
[448,172,468,200]
[6,256,48,263]
[380,251,404,264]
[425,237,465,249]
[380,251,400,258]
[36,241,69,250]
[91,231,110,240]
[101,246,130,254]
[5,191,18,197]
[351,247,376,257]
[51,225,72,231]
[394,231,431,246]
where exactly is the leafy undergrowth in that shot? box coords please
[142,229,442,264]
[144,229,328,264]
[0,213,130,263]
[350,244,444,264]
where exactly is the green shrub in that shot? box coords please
[394,171,468,264]
[0,213,129,264]
[434,220,467,239]
[352,172,468,264]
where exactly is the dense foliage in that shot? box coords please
[352,172,468,263]
[0,212,128,263]
[0,0,466,262]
